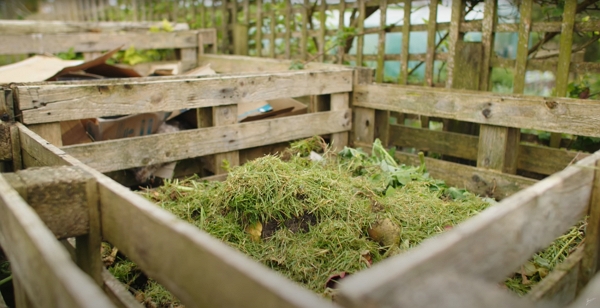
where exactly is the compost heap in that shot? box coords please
[108,137,584,306]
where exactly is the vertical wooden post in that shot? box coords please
[221,0,229,54]
[375,0,387,83]
[445,0,464,88]
[12,275,34,308]
[234,23,249,55]
[337,0,346,64]
[352,68,375,147]
[424,0,438,87]
[318,0,326,62]
[213,105,239,174]
[356,0,365,67]
[256,0,263,57]
[480,0,497,91]
[398,0,411,85]
[75,175,103,286]
[330,93,350,152]
[579,158,600,290]
[301,0,309,61]
[199,0,206,28]
[284,0,292,59]
[550,0,577,148]
[473,1,523,174]
[269,8,276,58]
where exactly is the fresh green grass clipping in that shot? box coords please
[140,138,493,297]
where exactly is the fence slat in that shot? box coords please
[375,0,387,83]
[301,0,309,60]
[337,0,346,64]
[445,0,464,88]
[479,0,496,91]
[318,0,326,62]
[424,0,438,86]
[284,0,292,59]
[399,0,411,84]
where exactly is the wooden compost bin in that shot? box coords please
[1,21,600,308]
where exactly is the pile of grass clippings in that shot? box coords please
[109,137,584,306]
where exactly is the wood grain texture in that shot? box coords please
[0,20,189,35]
[390,124,585,176]
[337,151,599,308]
[0,31,201,55]
[62,110,351,172]
[29,122,63,146]
[424,0,438,87]
[398,0,411,85]
[197,54,346,73]
[213,105,240,174]
[330,93,350,151]
[375,0,387,83]
[580,159,600,289]
[6,166,92,239]
[479,0,496,91]
[16,69,353,124]
[477,124,520,173]
[354,84,600,137]
[352,107,374,145]
[0,122,11,161]
[0,174,114,308]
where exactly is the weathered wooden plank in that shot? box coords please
[318,0,326,63]
[62,110,351,172]
[477,125,519,173]
[197,54,346,73]
[256,0,263,57]
[352,107,374,145]
[4,166,92,240]
[28,122,63,146]
[356,0,365,66]
[213,105,239,174]
[389,124,585,175]
[337,151,599,308]
[0,173,114,308]
[337,0,346,64]
[0,20,189,34]
[569,270,600,308]
[528,246,583,306]
[330,93,350,151]
[0,122,11,161]
[284,0,292,59]
[102,269,144,308]
[513,0,532,94]
[444,0,464,88]
[10,124,22,170]
[480,0,496,91]
[424,0,438,87]
[375,0,387,83]
[353,84,600,138]
[398,0,411,85]
[16,69,354,124]
[15,122,334,308]
[580,158,600,290]
[301,0,309,60]
[0,31,201,55]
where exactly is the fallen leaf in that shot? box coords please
[246,221,263,242]
[325,272,351,290]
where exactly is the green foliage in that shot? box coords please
[56,47,83,60]
[149,19,175,33]
[110,45,174,66]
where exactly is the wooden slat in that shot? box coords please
[269,8,276,58]
[0,173,114,308]
[353,84,600,138]
[513,0,532,94]
[444,0,463,88]
[330,93,350,151]
[102,269,144,308]
[318,0,326,63]
[256,0,263,57]
[0,31,201,55]
[479,0,496,91]
[477,125,519,173]
[28,122,63,146]
[16,69,354,124]
[398,0,410,85]
[356,0,365,67]
[0,20,189,34]
[62,110,351,172]
[580,158,600,289]
[15,122,334,308]
[198,54,346,73]
[301,0,309,60]
[284,0,292,59]
[213,105,239,174]
[0,122,11,161]
[424,0,438,86]
[337,151,600,307]
[337,0,346,64]
[375,0,387,83]
[389,124,585,176]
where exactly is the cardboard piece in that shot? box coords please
[0,55,84,83]
[238,98,307,123]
